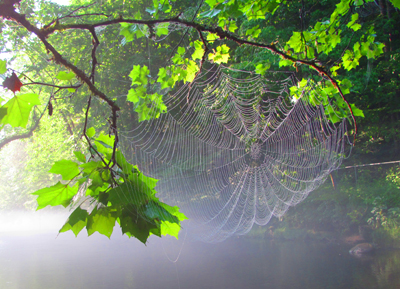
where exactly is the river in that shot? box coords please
[0,211,399,289]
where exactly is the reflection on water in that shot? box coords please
[1,211,400,289]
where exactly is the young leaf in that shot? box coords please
[32,182,78,210]
[208,45,230,64]
[74,151,86,163]
[59,207,89,237]
[350,103,364,117]
[80,161,104,174]
[86,127,95,138]
[56,71,75,81]
[156,23,169,36]
[87,207,118,238]
[192,40,205,60]
[255,62,271,75]
[49,159,80,180]
[0,93,40,128]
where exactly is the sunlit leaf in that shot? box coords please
[208,45,230,64]
[86,127,95,138]
[156,23,169,36]
[49,159,80,180]
[59,207,89,237]
[32,182,78,210]
[390,0,400,8]
[0,93,40,128]
[74,151,86,163]
[87,207,118,238]
[255,62,270,75]
[350,103,364,117]
[56,71,75,81]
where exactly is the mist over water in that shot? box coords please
[1,210,400,289]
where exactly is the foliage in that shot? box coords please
[0,0,399,244]
[33,130,186,242]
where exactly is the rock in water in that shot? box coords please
[349,243,375,256]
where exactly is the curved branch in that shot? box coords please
[0,0,357,136]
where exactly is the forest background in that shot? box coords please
[0,0,399,245]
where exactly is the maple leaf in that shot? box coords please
[2,72,23,93]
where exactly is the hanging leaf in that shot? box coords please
[32,182,78,210]
[87,207,118,238]
[49,159,80,180]
[86,127,95,138]
[2,72,23,93]
[59,207,89,237]
[0,93,40,128]
[73,151,86,163]
[0,59,6,74]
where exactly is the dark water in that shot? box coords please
[1,212,400,289]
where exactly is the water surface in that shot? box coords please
[0,212,399,289]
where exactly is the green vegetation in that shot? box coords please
[0,0,399,244]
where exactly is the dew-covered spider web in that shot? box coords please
[117,64,352,243]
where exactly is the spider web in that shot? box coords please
[118,64,352,243]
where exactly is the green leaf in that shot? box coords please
[143,201,179,224]
[159,221,181,238]
[156,23,169,36]
[199,9,221,18]
[255,62,270,75]
[0,59,6,74]
[129,65,150,86]
[56,71,75,81]
[208,45,230,64]
[86,127,95,138]
[177,47,185,55]
[205,0,218,8]
[127,86,146,103]
[287,32,303,53]
[59,207,89,237]
[115,150,134,174]
[0,93,41,128]
[266,0,279,13]
[97,132,114,147]
[192,40,205,60]
[87,207,118,238]
[108,181,151,207]
[389,0,400,9]
[67,88,76,93]
[246,25,261,38]
[279,58,292,67]
[32,182,78,210]
[74,151,86,163]
[185,60,199,82]
[0,107,7,122]
[80,161,104,174]
[228,22,238,32]
[207,33,219,41]
[350,103,364,117]
[49,159,80,180]
[336,0,351,15]
[119,212,157,243]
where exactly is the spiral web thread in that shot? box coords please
[115,64,351,243]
